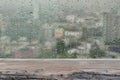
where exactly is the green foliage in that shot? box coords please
[109,55,117,58]
[57,52,69,58]
[66,42,80,49]
[69,53,78,58]
[89,48,106,58]
[94,32,102,36]
[113,39,120,45]
[19,47,29,51]
[105,39,120,45]
[56,39,66,54]
[0,53,14,58]
[37,50,56,58]
[56,52,78,58]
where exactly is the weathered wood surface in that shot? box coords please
[0,59,120,75]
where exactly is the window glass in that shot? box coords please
[0,0,120,58]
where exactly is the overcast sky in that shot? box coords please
[0,0,119,9]
[0,0,120,17]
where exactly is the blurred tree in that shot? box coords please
[56,39,66,54]
[89,42,106,58]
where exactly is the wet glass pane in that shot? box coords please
[0,0,120,58]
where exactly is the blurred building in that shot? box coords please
[102,11,120,43]
[33,0,40,20]
[0,14,8,36]
[42,23,54,41]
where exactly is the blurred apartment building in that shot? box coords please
[103,10,120,43]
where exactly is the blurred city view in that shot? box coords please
[0,0,120,58]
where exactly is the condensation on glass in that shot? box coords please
[0,0,120,58]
